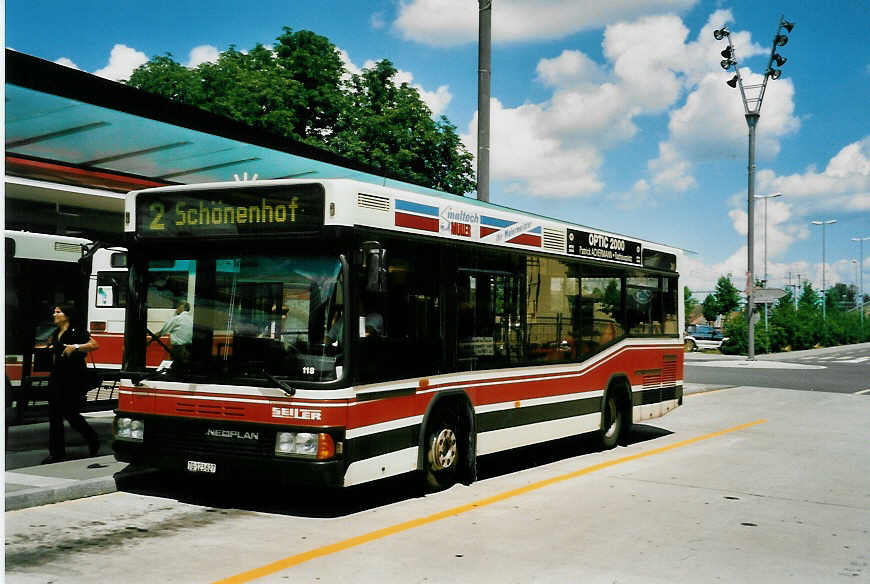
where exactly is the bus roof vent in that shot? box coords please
[542,227,566,253]
[357,192,391,213]
[54,242,82,254]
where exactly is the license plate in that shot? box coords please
[187,460,216,473]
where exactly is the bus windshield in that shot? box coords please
[144,253,344,383]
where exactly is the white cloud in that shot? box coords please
[337,48,362,79]
[463,99,605,198]
[536,50,606,87]
[92,44,148,81]
[55,57,80,70]
[757,135,870,215]
[417,84,452,117]
[461,10,769,199]
[370,11,387,30]
[649,142,696,192]
[394,0,698,47]
[187,45,220,67]
[717,132,870,290]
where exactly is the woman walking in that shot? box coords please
[43,302,100,464]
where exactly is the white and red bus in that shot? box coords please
[114,179,684,489]
[86,244,167,371]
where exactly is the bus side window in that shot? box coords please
[357,242,442,382]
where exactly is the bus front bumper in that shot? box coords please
[113,440,347,487]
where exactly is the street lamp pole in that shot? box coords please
[714,16,794,360]
[811,219,837,320]
[852,236,870,329]
[755,192,782,330]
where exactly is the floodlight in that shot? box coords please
[774,34,788,47]
[726,75,739,88]
[772,54,787,67]
[713,27,729,40]
[720,59,736,70]
[782,20,795,33]
[721,46,734,59]
[767,68,782,80]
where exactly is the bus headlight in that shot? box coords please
[274,432,335,459]
[114,417,145,441]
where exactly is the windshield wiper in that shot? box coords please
[262,370,296,396]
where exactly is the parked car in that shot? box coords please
[684,324,727,351]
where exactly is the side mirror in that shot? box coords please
[362,242,387,295]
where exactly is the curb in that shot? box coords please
[5,474,120,511]
[5,458,157,511]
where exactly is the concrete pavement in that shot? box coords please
[4,382,722,512]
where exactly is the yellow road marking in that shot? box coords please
[215,419,767,584]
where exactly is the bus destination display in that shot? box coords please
[567,229,642,265]
[136,185,324,238]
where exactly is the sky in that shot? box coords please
[5,0,870,300]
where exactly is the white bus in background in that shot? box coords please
[87,246,127,370]
[87,248,185,370]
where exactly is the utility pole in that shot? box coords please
[477,0,492,203]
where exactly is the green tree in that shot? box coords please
[793,283,822,349]
[713,276,741,316]
[701,294,718,324]
[332,59,476,194]
[126,54,200,102]
[826,283,854,313]
[767,289,796,351]
[127,29,475,195]
[721,312,771,355]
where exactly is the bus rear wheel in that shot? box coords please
[423,409,461,491]
[599,393,623,450]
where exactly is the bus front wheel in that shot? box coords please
[423,409,461,491]
[599,393,624,450]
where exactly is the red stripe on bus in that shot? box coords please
[507,233,542,247]
[118,346,682,429]
[395,212,439,232]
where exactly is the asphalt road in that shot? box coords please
[6,384,870,583]
[685,342,870,394]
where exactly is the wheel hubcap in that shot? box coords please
[429,428,457,471]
